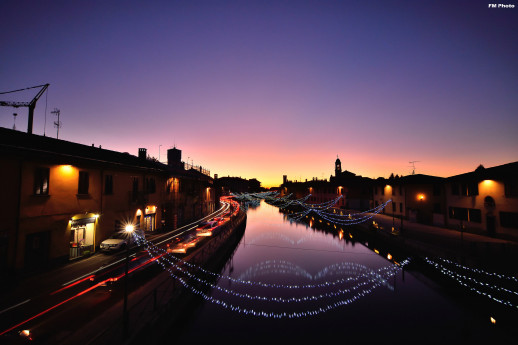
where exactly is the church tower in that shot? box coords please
[335,155,342,177]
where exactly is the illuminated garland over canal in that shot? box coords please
[236,193,518,312]
[424,257,518,309]
[135,234,409,318]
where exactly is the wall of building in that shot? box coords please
[445,179,518,239]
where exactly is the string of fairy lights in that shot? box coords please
[240,193,518,311]
[127,192,518,318]
[136,233,406,290]
[424,257,518,309]
[134,234,409,317]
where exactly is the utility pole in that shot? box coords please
[51,108,61,139]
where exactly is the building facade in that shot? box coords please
[0,128,214,272]
[444,163,518,239]
[281,156,518,241]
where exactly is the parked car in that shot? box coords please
[100,229,144,252]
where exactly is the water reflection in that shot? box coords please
[166,200,512,344]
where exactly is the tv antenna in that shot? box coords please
[409,161,420,175]
[12,113,18,130]
[51,108,61,139]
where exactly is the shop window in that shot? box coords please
[500,212,518,229]
[78,171,89,195]
[104,175,113,195]
[34,167,49,195]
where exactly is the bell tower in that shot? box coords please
[335,155,342,176]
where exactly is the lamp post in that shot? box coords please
[123,224,134,339]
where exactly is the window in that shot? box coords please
[451,182,459,195]
[381,187,384,196]
[433,184,441,196]
[500,212,518,229]
[399,186,403,196]
[505,180,518,198]
[132,177,139,201]
[34,167,49,195]
[469,208,482,223]
[104,175,113,195]
[145,177,156,194]
[78,171,89,194]
[461,182,478,196]
[399,203,403,213]
[433,203,441,213]
[392,187,395,196]
[448,207,481,223]
[392,202,396,212]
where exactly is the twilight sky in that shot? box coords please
[1,0,517,187]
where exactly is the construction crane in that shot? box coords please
[409,161,420,175]
[0,84,50,134]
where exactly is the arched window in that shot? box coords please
[484,196,495,209]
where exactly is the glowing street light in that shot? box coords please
[123,223,135,339]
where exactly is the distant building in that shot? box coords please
[282,156,372,211]
[214,176,263,196]
[280,156,518,241]
[373,174,445,225]
[0,128,214,272]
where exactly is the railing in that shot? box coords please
[183,162,210,176]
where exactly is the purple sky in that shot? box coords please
[1,0,517,187]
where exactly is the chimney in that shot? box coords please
[138,148,147,160]
[167,147,182,167]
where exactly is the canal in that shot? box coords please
[165,200,512,344]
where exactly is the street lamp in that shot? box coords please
[123,223,134,339]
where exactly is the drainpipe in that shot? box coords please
[14,159,23,271]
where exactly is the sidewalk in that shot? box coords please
[358,213,518,271]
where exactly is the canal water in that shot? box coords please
[170,201,511,344]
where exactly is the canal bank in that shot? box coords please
[124,210,247,345]
[278,205,518,336]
